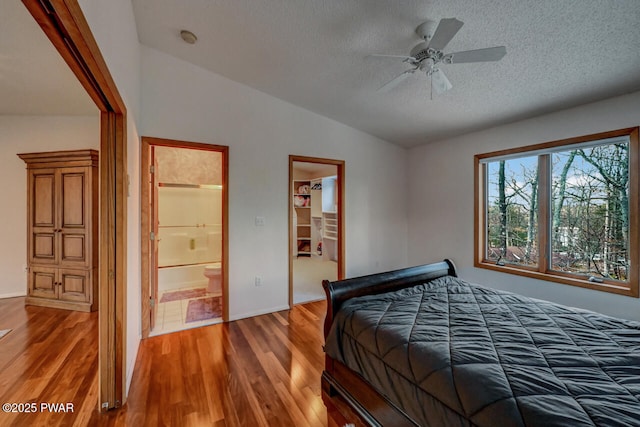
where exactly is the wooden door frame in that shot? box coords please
[140,137,230,338]
[288,155,345,307]
[23,0,127,409]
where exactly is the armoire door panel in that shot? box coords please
[32,233,56,263]
[61,171,86,228]
[20,150,98,312]
[30,267,58,299]
[58,269,89,302]
[61,233,86,265]
[33,173,55,227]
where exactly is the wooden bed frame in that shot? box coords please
[321,259,457,427]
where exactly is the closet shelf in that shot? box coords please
[294,179,313,257]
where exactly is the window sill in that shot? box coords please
[475,260,638,298]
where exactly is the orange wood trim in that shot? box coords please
[628,127,639,297]
[23,0,128,409]
[538,154,550,273]
[476,261,635,297]
[473,155,482,267]
[140,139,151,338]
[114,113,127,403]
[288,160,294,308]
[337,162,345,280]
[289,155,346,307]
[475,127,637,160]
[22,0,126,114]
[140,137,230,326]
[100,111,116,407]
[221,146,229,321]
[475,127,639,298]
[141,136,228,152]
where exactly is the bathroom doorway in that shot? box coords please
[141,137,228,337]
[289,156,345,305]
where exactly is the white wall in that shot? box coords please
[77,0,142,395]
[0,115,99,299]
[407,91,640,321]
[141,46,409,320]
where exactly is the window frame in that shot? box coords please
[474,127,639,297]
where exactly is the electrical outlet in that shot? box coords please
[255,216,266,226]
[254,276,263,287]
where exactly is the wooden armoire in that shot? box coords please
[18,150,99,312]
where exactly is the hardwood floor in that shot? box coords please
[0,297,99,427]
[0,296,356,426]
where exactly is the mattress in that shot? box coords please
[324,275,640,427]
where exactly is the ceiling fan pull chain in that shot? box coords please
[430,74,433,101]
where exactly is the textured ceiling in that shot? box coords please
[0,2,96,116]
[132,0,640,147]
[3,2,638,144]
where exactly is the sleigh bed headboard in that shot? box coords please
[321,259,457,338]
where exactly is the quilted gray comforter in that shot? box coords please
[324,276,640,427]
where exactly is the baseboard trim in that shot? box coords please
[0,292,27,300]
[229,304,290,321]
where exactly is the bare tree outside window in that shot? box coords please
[486,156,539,266]
[551,143,629,280]
[477,127,637,296]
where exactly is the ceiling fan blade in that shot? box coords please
[378,69,415,92]
[427,18,464,51]
[368,54,417,61]
[447,46,507,63]
[430,68,452,94]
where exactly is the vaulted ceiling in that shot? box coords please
[3,1,639,148]
[0,1,95,116]
[131,0,640,147]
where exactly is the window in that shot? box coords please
[475,128,639,297]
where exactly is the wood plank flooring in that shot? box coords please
[0,297,356,426]
[0,297,99,427]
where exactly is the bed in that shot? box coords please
[321,259,640,427]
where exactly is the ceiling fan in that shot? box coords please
[370,18,506,96]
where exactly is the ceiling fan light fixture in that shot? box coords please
[430,68,452,94]
[370,17,506,96]
[180,30,198,45]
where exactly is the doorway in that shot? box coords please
[141,137,229,338]
[289,156,345,305]
[22,0,127,409]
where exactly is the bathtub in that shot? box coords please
[156,185,222,293]
[158,227,221,267]
[158,263,213,293]
[156,227,221,293]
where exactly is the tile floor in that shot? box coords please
[150,286,223,337]
[151,258,334,335]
